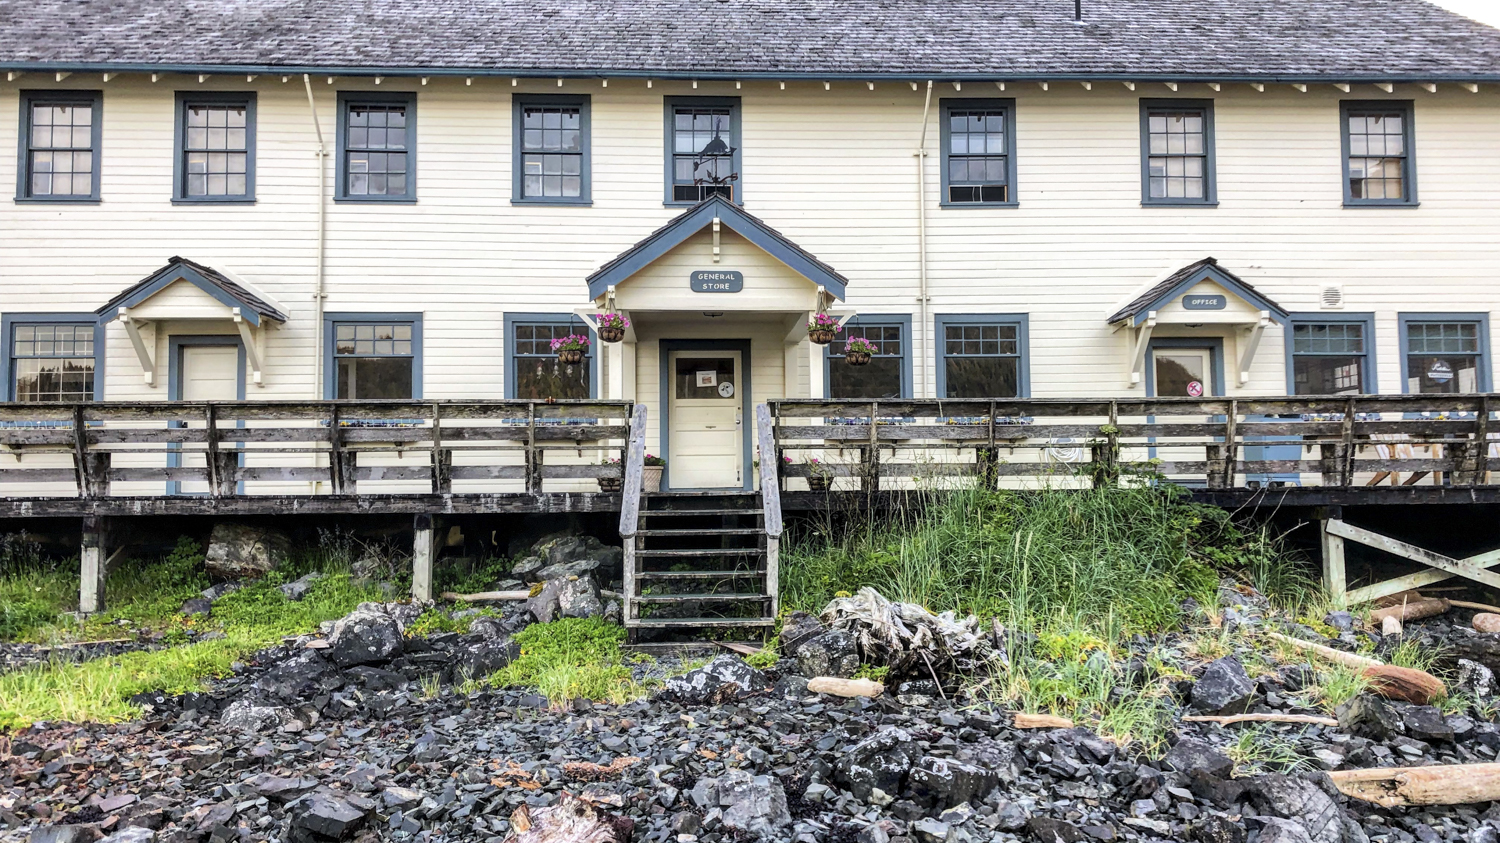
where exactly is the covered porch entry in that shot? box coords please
[583,196,851,491]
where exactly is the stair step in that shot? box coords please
[628,617,777,628]
[635,592,767,603]
[639,508,762,517]
[637,570,763,580]
[637,527,763,536]
[637,548,761,557]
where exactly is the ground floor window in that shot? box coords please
[6,317,99,401]
[506,314,594,400]
[935,314,1028,398]
[1400,314,1490,394]
[1288,316,1373,395]
[827,317,910,400]
[326,314,421,399]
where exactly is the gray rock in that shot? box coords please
[220,698,294,733]
[200,581,243,601]
[254,650,341,701]
[1191,657,1255,715]
[326,609,404,667]
[664,655,771,704]
[791,629,861,679]
[1323,611,1354,632]
[511,555,546,581]
[1189,815,1246,843]
[905,756,999,809]
[1163,738,1235,780]
[1027,817,1089,843]
[519,534,624,583]
[1337,694,1404,740]
[911,818,953,843]
[290,792,366,841]
[380,787,425,811]
[278,572,325,601]
[1404,705,1455,743]
[689,769,791,839]
[179,597,212,617]
[244,773,319,802]
[454,635,520,680]
[1245,774,1367,843]
[835,726,923,802]
[1257,818,1315,843]
[204,523,290,579]
[100,829,156,843]
[28,826,92,843]
[556,575,605,619]
[1458,659,1495,698]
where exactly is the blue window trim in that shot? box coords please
[933,313,1031,398]
[172,91,256,204]
[938,98,1018,208]
[1284,313,1378,395]
[823,314,913,399]
[663,96,742,207]
[15,89,103,203]
[1139,98,1218,207]
[1340,100,1418,208]
[658,338,753,492]
[2,312,106,401]
[503,312,598,399]
[511,94,591,206]
[322,312,424,399]
[1144,337,1227,397]
[1397,312,1491,393]
[335,91,417,203]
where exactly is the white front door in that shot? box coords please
[177,344,240,493]
[668,350,742,489]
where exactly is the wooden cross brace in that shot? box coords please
[1324,518,1500,604]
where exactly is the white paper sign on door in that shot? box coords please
[696,370,718,388]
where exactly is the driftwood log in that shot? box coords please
[1368,598,1450,625]
[504,792,633,843]
[1183,713,1340,727]
[1267,632,1446,704]
[1013,713,1075,729]
[806,677,884,698]
[1329,763,1500,808]
[441,590,531,602]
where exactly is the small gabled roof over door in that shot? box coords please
[96,256,288,326]
[1107,257,1288,328]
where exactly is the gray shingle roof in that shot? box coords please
[97,256,289,324]
[1106,257,1288,325]
[2,0,1499,79]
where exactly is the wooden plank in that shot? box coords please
[756,403,783,538]
[1321,516,1347,600]
[1327,519,1500,591]
[80,516,107,614]
[0,468,80,483]
[618,403,648,538]
[448,465,529,480]
[412,513,435,602]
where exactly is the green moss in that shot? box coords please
[484,618,638,705]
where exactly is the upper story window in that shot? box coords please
[665,97,740,205]
[1289,318,1372,395]
[1140,100,1216,205]
[17,91,101,202]
[1342,101,1417,206]
[936,315,1029,398]
[827,318,910,400]
[328,316,421,399]
[7,320,98,402]
[336,93,416,202]
[940,99,1016,206]
[1401,316,1489,394]
[175,93,255,203]
[513,95,590,204]
[507,315,594,400]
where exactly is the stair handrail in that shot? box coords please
[756,403,783,539]
[618,403,648,538]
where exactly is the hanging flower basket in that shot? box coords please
[843,337,877,366]
[551,334,590,365]
[597,313,630,344]
[807,313,841,346]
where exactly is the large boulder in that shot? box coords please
[1162,738,1235,780]
[204,523,290,579]
[664,655,771,704]
[689,769,792,839]
[253,650,344,701]
[791,629,861,678]
[905,756,1000,809]
[834,726,924,802]
[1336,694,1404,741]
[1243,775,1368,843]
[220,698,295,733]
[289,792,366,841]
[527,576,605,623]
[326,608,404,667]
[453,635,521,680]
[513,534,624,584]
[1191,657,1256,715]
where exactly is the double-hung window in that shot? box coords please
[17,91,102,202]
[513,95,590,204]
[327,315,421,399]
[665,97,741,205]
[174,92,255,202]
[1401,316,1490,394]
[1342,101,1416,206]
[336,93,416,202]
[6,318,99,401]
[1140,100,1215,205]
[506,315,594,400]
[936,315,1029,398]
[827,318,910,400]
[940,99,1016,206]
[1288,317,1373,395]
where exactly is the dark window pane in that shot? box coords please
[516,357,590,400]
[945,357,1018,398]
[1293,356,1365,395]
[831,358,902,399]
[1407,355,1480,394]
[336,357,413,399]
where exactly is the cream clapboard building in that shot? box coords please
[2,0,1500,492]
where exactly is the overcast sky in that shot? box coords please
[1431,0,1500,26]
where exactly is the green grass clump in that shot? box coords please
[1225,725,1311,775]
[484,618,638,705]
[405,606,498,637]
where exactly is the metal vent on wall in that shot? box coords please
[1320,284,1344,310]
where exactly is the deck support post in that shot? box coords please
[412,513,436,602]
[1318,506,1346,602]
[80,516,109,614]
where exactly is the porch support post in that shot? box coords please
[80,516,108,614]
[621,339,637,401]
[807,336,825,400]
[1318,506,1346,603]
[412,513,436,602]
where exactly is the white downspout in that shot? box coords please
[303,74,328,399]
[914,80,934,398]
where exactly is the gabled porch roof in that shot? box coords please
[96,256,288,326]
[1107,257,1288,327]
[585,196,849,300]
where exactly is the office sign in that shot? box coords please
[1181,294,1227,311]
[690,270,744,293]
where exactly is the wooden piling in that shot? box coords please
[412,513,435,602]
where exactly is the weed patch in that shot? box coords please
[484,618,638,705]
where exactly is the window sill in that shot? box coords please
[1141,200,1220,208]
[14,197,101,205]
[511,198,594,207]
[938,201,1020,209]
[334,197,418,204]
[172,198,257,206]
[1343,201,1421,209]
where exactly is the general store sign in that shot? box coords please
[690,270,744,293]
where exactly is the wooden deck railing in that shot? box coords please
[767,395,1499,491]
[0,400,635,498]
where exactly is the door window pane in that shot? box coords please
[1154,353,1208,397]
[675,358,736,399]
